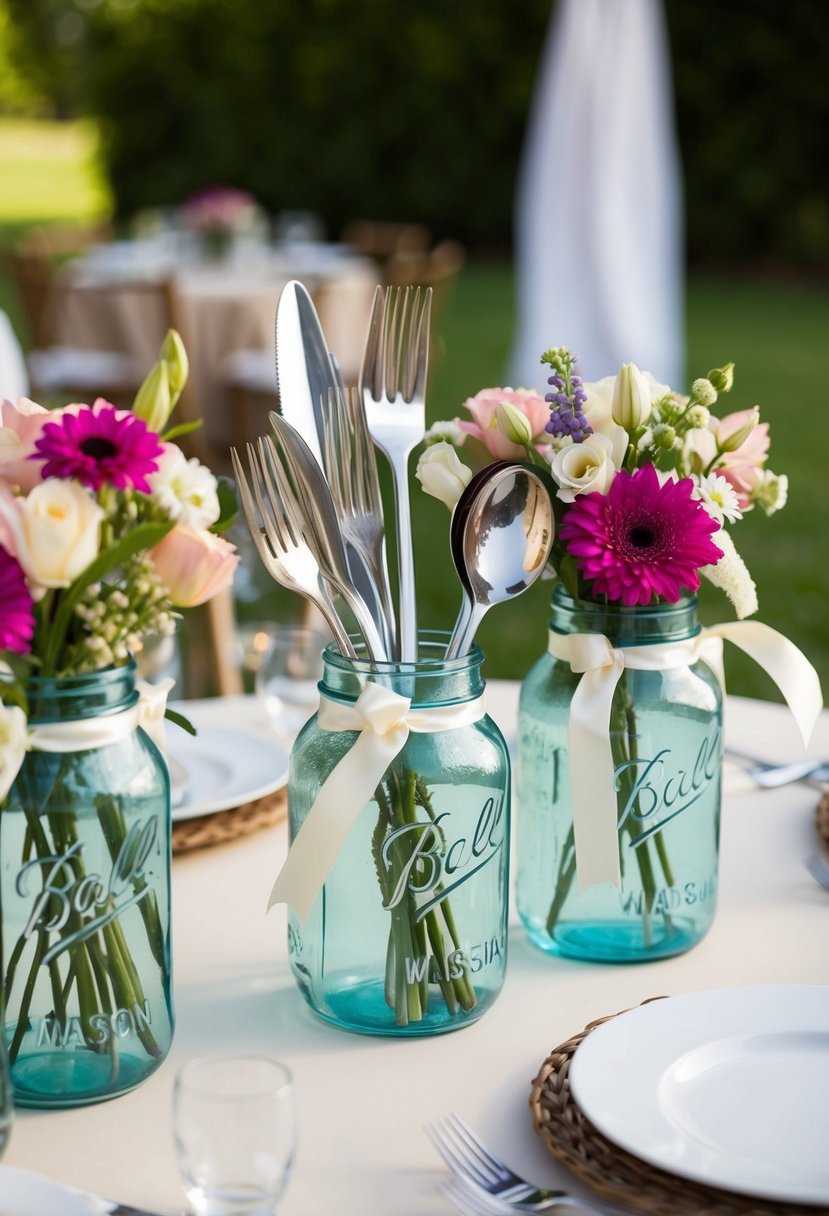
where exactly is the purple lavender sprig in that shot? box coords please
[541,347,592,443]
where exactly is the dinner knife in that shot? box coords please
[273,279,391,655]
[274,278,337,466]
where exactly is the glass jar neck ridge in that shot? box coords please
[320,632,484,709]
[549,587,699,646]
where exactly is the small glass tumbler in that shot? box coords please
[173,1055,295,1216]
[254,627,327,739]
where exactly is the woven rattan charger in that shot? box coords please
[529,999,829,1216]
[171,786,287,853]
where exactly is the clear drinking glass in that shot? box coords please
[173,1055,295,1216]
[254,626,327,740]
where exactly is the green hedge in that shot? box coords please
[4,0,829,267]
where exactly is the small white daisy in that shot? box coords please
[694,473,742,525]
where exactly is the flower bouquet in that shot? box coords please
[419,351,819,960]
[180,185,267,258]
[0,333,238,1103]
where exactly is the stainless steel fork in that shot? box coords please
[321,386,396,657]
[360,284,431,661]
[428,1113,629,1215]
[266,416,386,660]
[231,443,355,656]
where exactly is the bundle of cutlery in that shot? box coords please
[232,280,553,664]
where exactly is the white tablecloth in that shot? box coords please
[50,240,379,454]
[6,685,828,1215]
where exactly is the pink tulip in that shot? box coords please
[717,409,770,507]
[149,525,239,607]
[0,397,50,492]
[456,388,550,460]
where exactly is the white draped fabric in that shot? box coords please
[0,309,29,401]
[508,0,684,393]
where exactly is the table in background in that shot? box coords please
[50,238,380,455]
[6,686,828,1216]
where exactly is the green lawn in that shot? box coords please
[2,119,826,701]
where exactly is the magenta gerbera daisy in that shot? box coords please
[31,399,164,493]
[558,463,723,606]
[0,545,35,654]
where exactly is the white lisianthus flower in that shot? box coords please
[11,478,104,589]
[550,430,627,503]
[415,442,472,510]
[611,363,653,429]
[750,469,789,516]
[0,701,28,802]
[423,419,465,446]
[701,528,758,619]
[694,473,743,525]
[150,443,220,530]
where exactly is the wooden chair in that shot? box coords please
[340,219,432,262]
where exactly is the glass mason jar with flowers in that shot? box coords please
[417,350,820,963]
[0,333,238,1105]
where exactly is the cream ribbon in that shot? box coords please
[547,621,823,893]
[0,679,174,803]
[268,680,488,922]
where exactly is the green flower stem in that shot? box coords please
[545,676,676,950]
[370,764,477,1025]
[96,797,166,968]
[9,931,50,1061]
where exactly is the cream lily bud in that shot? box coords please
[707,363,734,393]
[132,360,172,433]
[160,328,189,402]
[718,405,759,453]
[611,363,652,429]
[495,400,533,446]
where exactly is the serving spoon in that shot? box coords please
[445,463,554,660]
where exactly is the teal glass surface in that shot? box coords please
[517,589,723,962]
[1,663,174,1107]
[286,634,510,1036]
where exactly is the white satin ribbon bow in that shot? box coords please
[268,680,487,922]
[0,678,174,804]
[547,622,823,893]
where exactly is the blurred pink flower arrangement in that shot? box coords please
[181,185,264,241]
[0,329,238,742]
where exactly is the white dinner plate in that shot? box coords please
[0,1165,95,1215]
[569,985,829,1205]
[166,718,289,821]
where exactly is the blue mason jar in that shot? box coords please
[1,663,173,1107]
[517,589,723,962]
[285,634,510,1036]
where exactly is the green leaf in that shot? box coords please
[165,707,197,735]
[43,520,176,675]
[160,420,204,442]
[210,475,239,534]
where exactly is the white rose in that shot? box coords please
[17,479,104,588]
[584,369,673,435]
[415,442,473,510]
[550,431,627,503]
[149,443,220,530]
[0,701,28,803]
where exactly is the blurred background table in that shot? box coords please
[46,235,380,460]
